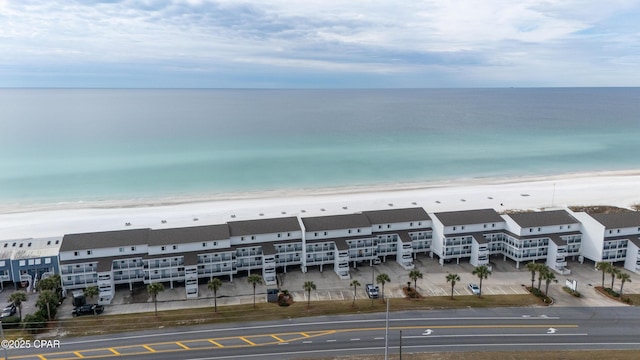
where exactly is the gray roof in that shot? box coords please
[508,210,579,228]
[228,217,301,237]
[590,212,640,229]
[61,229,150,251]
[148,224,229,246]
[434,209,504,227]
[302,213,371,232]
[363,207,430,224]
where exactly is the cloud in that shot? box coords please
[0,0,639,87]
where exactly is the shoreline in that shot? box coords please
[2,169,640,240]
[2,169,640,214]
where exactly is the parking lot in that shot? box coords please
[3,255,639,321]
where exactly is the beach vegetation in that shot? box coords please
[526,262,541,289]
[562,286,581,297]
[595,261,612,288]
[36,289,60,321]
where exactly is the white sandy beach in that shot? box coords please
[1,170,639,241]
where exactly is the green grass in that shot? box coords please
[17,294,543,338]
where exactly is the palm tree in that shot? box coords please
[472,265,491,296]
[595,261,612,288]
[207,278,222,312]
[84,285,99,302]
[247,274,264,308]
[409,269,423,291]
[9,291,28,320]
[618,271,632,296]
[303,281,316,309]
[536,264,550,290]
[376,273,391,300]
[446,273,461,299]
[526,262,540,289]
[147,282,165,316]
[350,280,361,305]
[36,289,59,321]
[610,267,621,290]
[542,270,558,297]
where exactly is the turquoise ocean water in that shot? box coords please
[1,88,639,207]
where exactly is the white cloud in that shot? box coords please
[0,0,638,86]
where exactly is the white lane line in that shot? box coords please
[302,341,313,344]
[277,343,289,345]
[374,337,385,340]
[350,338,360,341]
[327,339,337,342]
[405,333,589,339]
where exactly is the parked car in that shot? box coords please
[366,284,379,299]
[468,283,481,295]
[72,304,104,317]
[0,304,16,318]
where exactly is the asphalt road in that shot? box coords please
[6,306,640,360]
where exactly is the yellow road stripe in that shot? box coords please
[300,332,310,338]
[176,342,190,349]
[240,337,256,345]
[208,339,224,348]
[109,348,120,355]
[38,355,47,360]
[271,335,285,342]
[143,345,156,352]
[73,351,84,358]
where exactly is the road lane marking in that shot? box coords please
[350,338,360,341]
[176,342,190,349]
[74,351,85,358]
[143,345,156,352]
[208,340,224,348]
[109,348,120,355]
[303,341,313,343]
[405,333,589,339]
[300,332,310,338]
[38,355,47,360]
[271,335,285,342]
[240,337,256,345]
[327,339,336,342]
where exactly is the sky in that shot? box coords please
[1,0,639,88]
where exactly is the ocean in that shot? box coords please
[1,88,639,207]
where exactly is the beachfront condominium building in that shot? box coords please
[573,212,640,274]
[227,217,303,286]
[59,229,149,304]
[431,209,505,267]
[0,237,61,291]
[503,210,582,274]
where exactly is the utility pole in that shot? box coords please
[384,299,389,360]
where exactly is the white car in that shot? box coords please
[468,283,481,295]
[366,284,379,298]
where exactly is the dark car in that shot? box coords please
[0,304,16,318]
[72,304,104,317]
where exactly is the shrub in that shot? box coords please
[0,315,21,329]
[562,286,581,298]
[23,313,46,333]
[527,287,552,304]
[604,288,620,298]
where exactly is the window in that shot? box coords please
[202,242,207,247]
[378,225,382,229]
[483,224,487,228]
[87,250,92,255]
[2,244,6,248]
[287,233,291,237]
[35,259,41,265]
[19,260,25,266]
[131,246,135,251]
[492,224,495,228]
[74,251,79,256]
[609,230,612,234]
[324,232,328,236]
[47,240,51,245]
[387,225,391,229]
[161,246,166,251]
[419,222,422,226]
[55,240,59,244]
[461,226,465,230]
[560,226,563,230]
[529,228,533,233]
[213,241,217,246]
[27,242,32,247]
[617,229,621,233]
[314,232,318,237]
[410,222,414,227]
[172,245,177,250]
[19,243,23,248]
[251,236,255,240]
[453,227,456,230]
[357,229,361,233]
[348,229,352,234]
[241,236,245,241]
[119,247,124,253]
[278,233,281,238]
